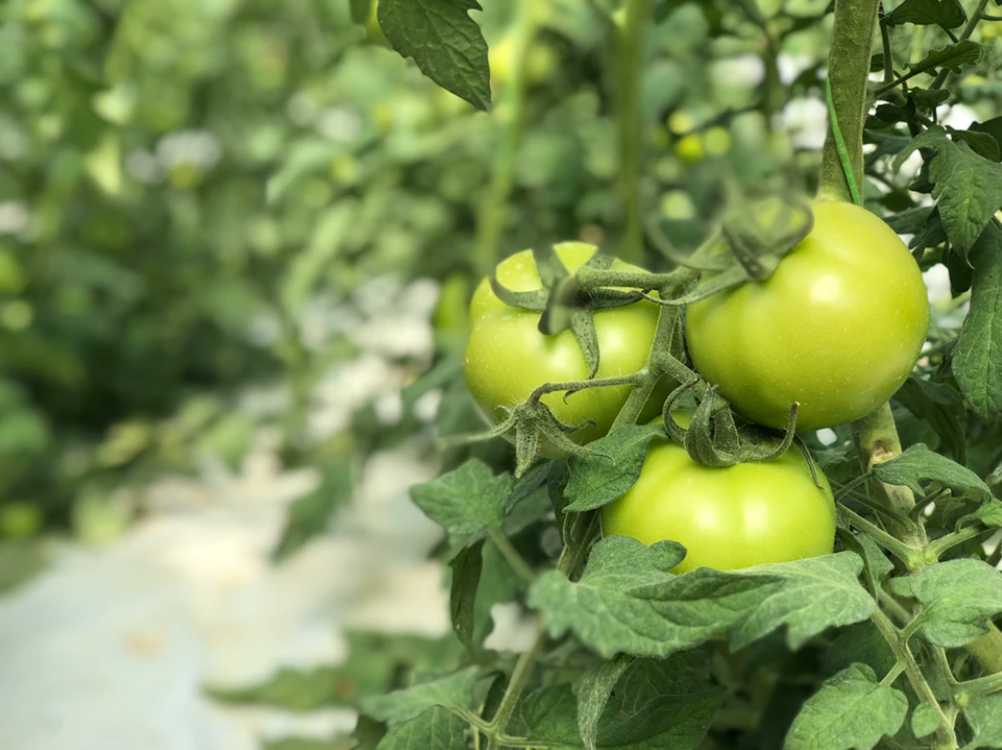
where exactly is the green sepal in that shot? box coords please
[663,385,799,468]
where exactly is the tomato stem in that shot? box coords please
[615,0,653,264]
[818,0,880,203]
[872,608,959,749]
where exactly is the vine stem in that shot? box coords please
[485,618,549,750]
[824,0,1002,679]
[474,0,543,275]
[489,529,537,586]
[817,0,881,203]
[872,609,958,749]
[615,0,652,264]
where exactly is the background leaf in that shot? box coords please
[784,664,908,750]
[377,0,491,111]
[954,223,1002,419]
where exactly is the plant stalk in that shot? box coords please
[818,0,881,203]
[615,0,652,264]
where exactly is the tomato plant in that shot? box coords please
[686,200,930,431]
[601,422,835,574]
[464,242,668,453]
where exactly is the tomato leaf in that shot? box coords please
[360,666,487,724]
[955,223,1002,419]
[972,116,1002,156]
[893,127,1002,257]
[822,622,896,678]
[963,694,1002,749]
[893,377,966,463]
[907,39,987,77]
[911,703,942,739]
[449,541,483,654]
[376,0,491,112]
[373,705,469,750]
[410,459,512,550]
[726,553,877,650]
[954,129,1002,162]
[892,559,1002,647]
[564,424,663,512]
[576,655,635,750]
[515,655,722,750]
[784,664,908,750]
[871,443,992,502]
[975,499,1002,528]
[527,536,782,658]
[886,0,966,30]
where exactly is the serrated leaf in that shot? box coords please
[727,553,877,650]
[577,655,635,750]
[887,0,966,29]
[784,664,908,750]
[884,206,935,235]
[449,541,483,653]
[905,559,1002,647]
[823,622,896,678]
[955,130,1002,162]
[894,378,966,462]
[975,499,1002,528]
[836,530,895,594]
[972,116,1002,156]
[374,706,469,750]
[565,425,663,512]
[526,536,781,659]
[908,40,986,76]
[410,459,511,549]
[911,703,941,739]
[517,655,722,750]
[872,443,991,502]
[955,223,1002,419]
[361,667,485,724]
[964,694,1002,749]
[377,0,490,111]
[893,127,1002,256]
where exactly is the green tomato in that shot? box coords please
[464,243,667,455]
[685,200,930,431]
[601,420,835,574]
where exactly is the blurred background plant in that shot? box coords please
[0,0,845,565]
[3,0,1002,748]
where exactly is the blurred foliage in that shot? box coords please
[0,0,837,539]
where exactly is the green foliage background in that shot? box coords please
[0,0,844,539]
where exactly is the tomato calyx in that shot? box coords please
[489,247,657,379]
[643,192,817,308]
[441,385,613,477]
[662,382,818,476]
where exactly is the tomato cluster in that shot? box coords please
[463,201,929,571]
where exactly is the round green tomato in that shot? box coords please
[464,243,667,454]
[601,427,835,574]
[686,200,930,431]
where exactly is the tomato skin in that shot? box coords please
[464,243,667,454]
[601,428,835,574]
[685,200,930,431]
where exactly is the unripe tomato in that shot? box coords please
[685,200,930,431]
[464,243,667,455]
[601,419,835,573]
